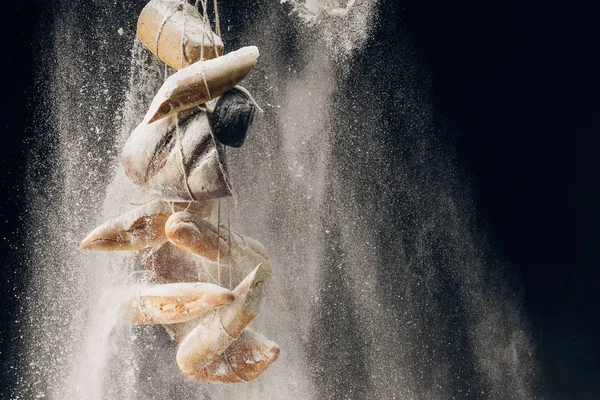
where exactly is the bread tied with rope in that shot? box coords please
[80,0,278,384]
[144,46,260,123]
[137,0,224,70]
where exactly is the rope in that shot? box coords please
[121,270,152,323]
[216,199,221,285]
[136,286,151,322]
[194,0,221,59]
[213,0,221,38]
[155,4,181,57]
[175,117,196,202]
[227,196,232,289]
[180,0,187,69]
[199,257,220,285]
[232,230,249,250]
[199,65,212,100]
[204,0,218,57]
[157,0,222,66]
[235,85,264,113]
[196,0,207,60]
[224,145,232,289]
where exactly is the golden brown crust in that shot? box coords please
[164,212,273,281]
[165,212,226,261]
[122,282,235,325]
[136,0,223,70]
[175,264,270,374]
[145,46,260,123]
[80,201,173,251]
[185,329,280,383]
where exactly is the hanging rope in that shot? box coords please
[155,4,181,57]
[227,198,232,289]
[120,269,152,323]
[199,257,220,285]
[175,117,196,202]
[196,0,207,60]
[137,286,151,322]
[223,145,233,289]
[169,1,195,203]
[194,0,221,59]
[200,0,217,51]
[180,0,187,69]
[213,0,221,38]
[181,0,226,288]
[234,85,264,113]
[216,198,221,285]
[199,66,212,100]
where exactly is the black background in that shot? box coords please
[1,1,599,398]
[400,4,600,398]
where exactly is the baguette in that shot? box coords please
[80,200,172,251]
[165,211,271,274]
[121,282,234,325]
[80,200,213,251]
[145,46,259,123]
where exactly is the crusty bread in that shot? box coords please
[122,110,232,202]
[165,211,272,275]
[80,200,173,251]
[137,0,223,70]
[175,263,270,374]
[145,46,260,123]
[121,282,235,325]
[80,200,214,251]
[185,329,280,383]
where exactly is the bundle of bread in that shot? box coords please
[80,0,278,383]
[122,46,259,201]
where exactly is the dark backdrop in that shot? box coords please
[1,2,598,398]
[400,4,600,398]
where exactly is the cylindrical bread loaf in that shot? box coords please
[137,0,224,70]
[80,200,173,251]
[80,200,214,251]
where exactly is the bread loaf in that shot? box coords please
[121,282,234,325]
[122,110,232,202]
[175,263,270,374]
[185,329,279,383]
[137,0,224,70]
[145,46,260,123]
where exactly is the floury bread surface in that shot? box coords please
[185,329,280,383]
[122,109,232,202]
[137,0,224,70]
[175,263,270,374]
[165,211,271,273]
[120,282,235,325]
[80,200,214,251]
[145,46,260,123]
